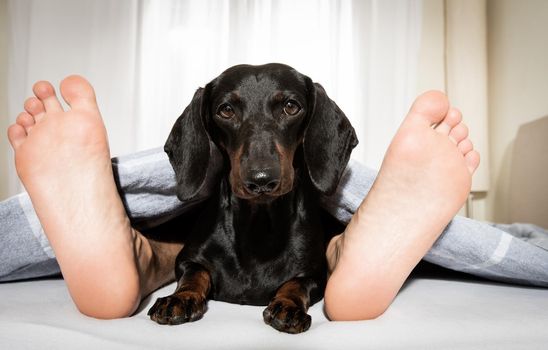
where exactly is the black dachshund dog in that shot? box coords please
[148,63,358,333]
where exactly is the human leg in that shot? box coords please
[3,79,546,321]
[323,91,480,320]
[6,76,180,318]
[0,145,214,283]
[321,164,548,288]
[0,193,60,281]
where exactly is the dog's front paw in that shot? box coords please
[148,291,207,325]
[263,298,311,334]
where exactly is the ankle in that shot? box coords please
[135,232,180,297]
[326,234,343,274]
[131,229,158,296]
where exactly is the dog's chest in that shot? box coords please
[205,216,317,305]
[209,246,305,305]
[198,197,322,305]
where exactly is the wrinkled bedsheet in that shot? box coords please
[1,271,547,350]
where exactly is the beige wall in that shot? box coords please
[418,0,548,223]
[417,0,488,219]
[417,0,446,93]
[487,0,548,223]
[0,0,9,200]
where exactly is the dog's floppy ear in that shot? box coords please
[303,81,358,196]
[164,87,215,201]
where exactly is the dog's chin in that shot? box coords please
[232,190,278,203]
[248,193,278,204]
[232,185,293,204]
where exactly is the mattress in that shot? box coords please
[1,264,547,350]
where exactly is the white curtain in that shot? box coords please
[5,0,422,196]
[136,0,422,167]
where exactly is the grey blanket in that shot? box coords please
[1,147,548,287]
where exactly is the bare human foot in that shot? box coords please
[324,91,480,321]
[7,76,179,318]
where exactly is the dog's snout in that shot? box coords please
[243,169,280,195]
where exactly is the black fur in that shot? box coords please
[149,63,358,333]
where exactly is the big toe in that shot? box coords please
[407,90,450,127]
[60,75,98,111]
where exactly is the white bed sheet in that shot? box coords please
[1,275,547,350]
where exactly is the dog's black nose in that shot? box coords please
[244,169,280,194]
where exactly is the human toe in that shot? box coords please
[457,138,473,155]
[435,108,462,135]
[16,112,35,133]
[33,81,63,112]
[464,150,480,174]
[24,97,46,118]
[7,123,27,149]
[60,75,98,111]
[448,122,469,144]
[408,90,450,126]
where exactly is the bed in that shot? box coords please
[1,262,547,349]
[1,117,548,349]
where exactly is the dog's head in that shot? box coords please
[165,63,358,202]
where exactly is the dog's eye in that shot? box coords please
[283,100,301,116]
[217,104,235,119]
